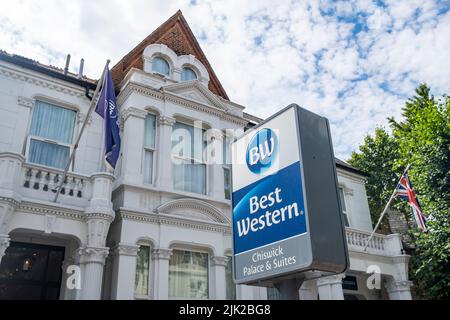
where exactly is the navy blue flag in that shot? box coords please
[95,67,121,169]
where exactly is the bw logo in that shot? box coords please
[246,128,278,174]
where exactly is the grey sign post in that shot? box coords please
[231,104,349,299]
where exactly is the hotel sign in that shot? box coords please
[231,104,349,285]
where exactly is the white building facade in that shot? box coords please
[0,11,413,301]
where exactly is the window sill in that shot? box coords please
[134,295,152,300]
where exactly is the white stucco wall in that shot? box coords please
[0,53,410,301]
[337,168,373,232]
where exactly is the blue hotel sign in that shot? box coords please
[231,104,349,285]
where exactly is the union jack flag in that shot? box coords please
[395,170,427,232]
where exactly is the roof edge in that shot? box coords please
[0,50,97,90]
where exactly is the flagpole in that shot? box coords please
[363,164,410,251]
[53,60,111,203]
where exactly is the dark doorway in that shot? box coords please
[0,241,65,300]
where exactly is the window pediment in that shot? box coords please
[154,198,230,224]
[162,81,228,112]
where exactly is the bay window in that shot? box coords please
[171,122,206,194]
[143,113,157,184]
[169,250,209,299]
[28,100,76,169]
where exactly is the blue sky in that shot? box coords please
[1,0,449,159]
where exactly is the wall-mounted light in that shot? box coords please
[22,258,32,272]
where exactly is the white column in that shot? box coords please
[0,152,25,200]
[0,152,23,259]
[78,172,115,300]
[299,280,318,300]
[386,279,413,300]
[211,256,228,300]
[0,203,20,265]
[155,116,175,190]
[0,234,10,265]
[172,67,182,82]
[14,97,34,153]
[317,274,345,300]
[110,243,139,300]
[78,246,109,300]
[206,129,225,200]
[0,201,15,265]
[152,248,172,299]
[120,107,147,185]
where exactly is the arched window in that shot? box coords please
[152,57,170,76]
[181,67,197,81]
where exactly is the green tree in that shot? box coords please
[389,84,450,299]
[349,84,450,299]
[348,128,400,233]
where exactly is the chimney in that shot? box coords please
[78,58,84,78]
[64,54,71,75]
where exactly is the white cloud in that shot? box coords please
[0,0,449,160]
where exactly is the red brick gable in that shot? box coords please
[111,10,229,100]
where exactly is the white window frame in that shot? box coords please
[26,136,74,168]
[26,100,77,170]
[223,166,231,200]
[168,247,210,300]
[134,243,152,300]
[339,186,350,227]
[222,131,232,200]
[143,112,158,185]
[151,56,170,78]
[171,120,208,195]
[181,66,198,81]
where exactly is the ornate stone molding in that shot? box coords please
[385,280,413,293]
[0,201,16,234]
[77,246,110,265]
[154,198,230,224]
[18,202,84,221]
[0,152,26,163]
[84,208,115,223]
[343,187,354,196]
[162,81,228,112]
[157,115,176,127]
[121,107,148,123]
[0,235,10,263]
[116,82,247,126]
[111,243,139,257]
[210,256,229,267]
[120,209,232,235]
[17,96,34,108]
[316,273,345,287]
[0,66,85,98]
[152,248,172,260]
[0,196,20,208]
[77,112,92,125]
[44,214,57,234]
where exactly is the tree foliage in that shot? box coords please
[348,128,399,233]
[349,84,450,299]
